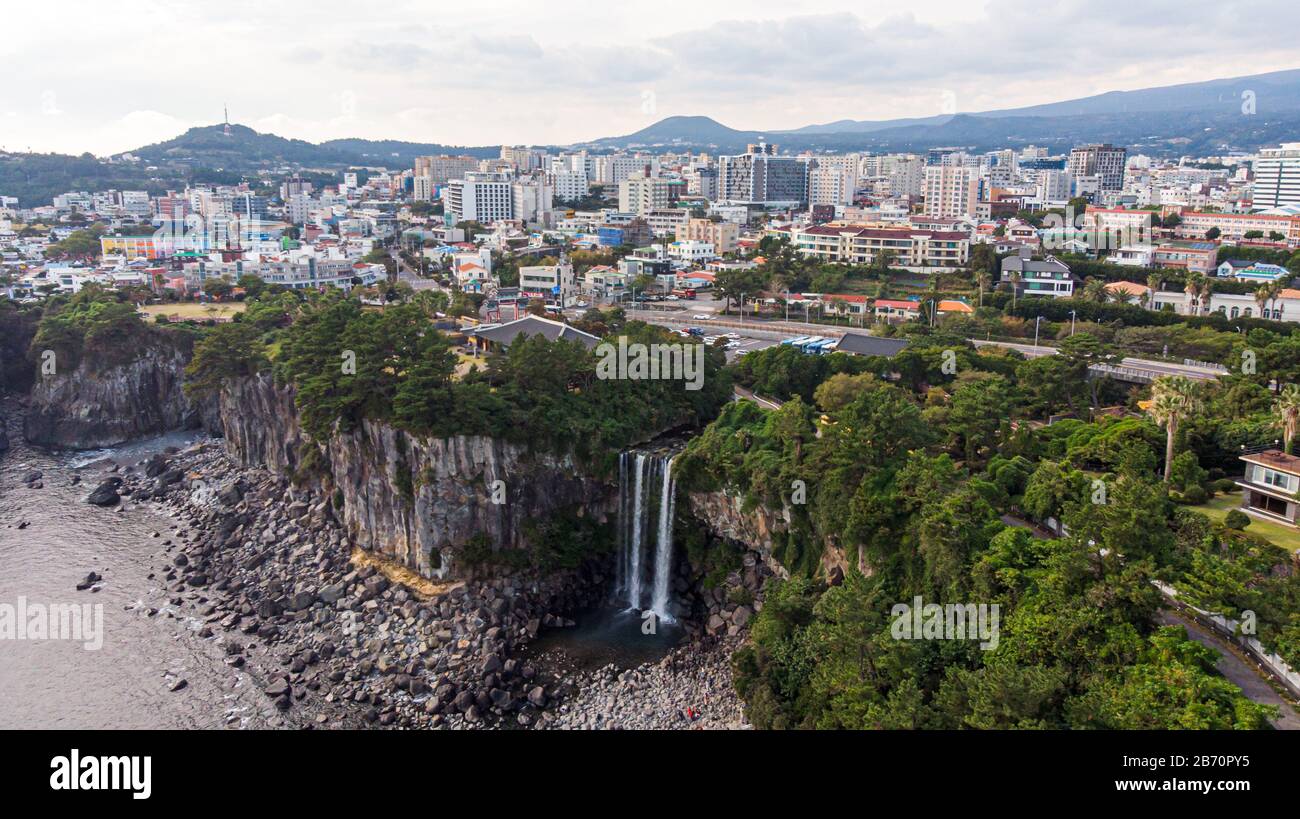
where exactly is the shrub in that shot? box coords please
[1180,484,1209,505]
[1224,510,1251,530]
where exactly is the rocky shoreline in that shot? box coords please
[81,437,754,730]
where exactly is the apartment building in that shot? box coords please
[519,261,577,305]
[1174,209,1300,247]
[718,143,808,206]
[618,174,684,214]
[791,224,970,267]
[1253,143,1300,210]
[1068,143,1127,191]
[414,155,481,184]
[679,217,739,255]
[444,173,514,224]
[923,165,979,220]
[809,163,857,207]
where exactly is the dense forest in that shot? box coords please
[674,323,1300,728]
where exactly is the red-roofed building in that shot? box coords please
[792,224,970,267]
[873,299,922,322]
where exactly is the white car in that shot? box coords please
[665,295,679,301]
[692,314,711,320]
[725,341,742,349]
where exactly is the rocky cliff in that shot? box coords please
[687,489,860,580]
[24,338,214,449]
[219,374,616,581]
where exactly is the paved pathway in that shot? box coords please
[1157,610,1300,730]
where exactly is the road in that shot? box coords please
[618,306,1227,382]
[1156,610,1300,730]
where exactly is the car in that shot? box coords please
[725,341,742,349]
[665,295,679,301]
[692,314,711,320]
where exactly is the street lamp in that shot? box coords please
[1034,315,1043,348]
[1069,309,1076,337]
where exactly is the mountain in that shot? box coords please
[580,115,766,149]
[588,68,1300,153]
[787,68,1300,134]
[124,125,500,170]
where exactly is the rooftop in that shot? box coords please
[1241,449,1300,475]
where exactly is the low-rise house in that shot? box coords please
[1236,449,1300,527]
[1216,259,1290,282]
[471,315,600,352]
[1001,248,1077,299]
[1104,280,1152,305]
[873,298,922,322]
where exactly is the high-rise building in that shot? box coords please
[809,163,857,207]
[717,144,808,206]
[1253,143,1300,210]
[443,172,514,223]
[923,165,979,219]
[415,155,481,185]
[618,174,683,214]
[1068,143,1127,191]
[549,171,589,203]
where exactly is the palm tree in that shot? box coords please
[977,271,992,308]
[1149,375,1203,482]
[1145,274,1161,309]
[1198,277,1215,317]
[1253,281,1281,321]
[1184,272,1205,316]
[1082,278,1109,303]
[1009,270,1022,309]
[1275,383,1300,455]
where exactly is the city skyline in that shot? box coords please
[4,0,1299,156]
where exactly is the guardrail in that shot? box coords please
[1155,581,1300,701]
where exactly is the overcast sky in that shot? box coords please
[1,0,1297,156]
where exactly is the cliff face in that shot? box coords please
[687,490,792,579]
[219,372,304,473]
[686,489,861,580]
[24,339,211,449]
[219,374,615,581]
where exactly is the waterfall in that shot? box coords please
[616,450,678,621]
[650,455,677,622]
[626,452,648,610]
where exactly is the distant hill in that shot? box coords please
[587,68,1300,153]
[581,116,767,149]
[124,124,500,170]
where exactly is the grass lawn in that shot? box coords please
[1189,493,1300,554]
[141,302,245,320]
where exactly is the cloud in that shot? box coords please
[3,1,1300,153]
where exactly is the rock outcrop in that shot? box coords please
[219,374,615,581]
[687,490,791,579]
[24,337,211,449]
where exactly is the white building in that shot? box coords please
[518,261,577,306]
[1253,143,1300,210]
[444,173,514,224]
[924,165,979,219]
